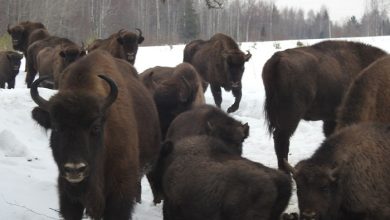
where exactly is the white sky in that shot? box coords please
[275,0,367,23]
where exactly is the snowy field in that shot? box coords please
[1,35,390,219]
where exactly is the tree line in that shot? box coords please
[0,0,389,48]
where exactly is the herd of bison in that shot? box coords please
[1,21,390,220]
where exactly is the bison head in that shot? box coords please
[30,75,118,184]
[59,44,86,66]
[222,50,251,89]
[6,52,23,73]
[285,160,341,220]
[7,24,25,50]
[116,28,144,64]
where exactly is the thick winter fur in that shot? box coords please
[290,123,390,220]
[262,40,386,170]
[87,29,144,65]
[140,63,205,138]
[336,55,390,130]
[26,36,82,88]
[31,50,160,219]
[0,51,23,88]
[158,135,292,220]
[166,104,249,155]
[183,33,251,113]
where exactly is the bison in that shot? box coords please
[183,33,252,113]
[285,123,390,220]
[87,29,144,65]
[166,104,249,155]
[30,50,160,219]
[156,135,292,220]
[26,36,83,88]
[139,63,205,138]
[7,21,49,58]
[0,51,23,88]
[262,40,387,171]
[336,55,390,131]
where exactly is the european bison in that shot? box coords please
[36,44,86,89]
[0,51,23,88]
[183,33,252,113]
[262,40,386,171]
[140,63,205,138]
[156,135,292,220]
[7,21,49,58]
[336,55,390,131]
[285,123,390,220]
[26,36,83,88]
[87,29,144,65]
[166,104,249,155]
[30,50,160,219]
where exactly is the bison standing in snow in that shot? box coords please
[262,40,386,171]
[184,33,252,113]
[285,123,390,220]
[0,51,23,89]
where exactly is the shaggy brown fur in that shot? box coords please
[87,29,144,65]
[157,135,292,220]
[30,50,160,219]
[0,51,23,88]
[336,55,390,130]
[262,40,386,171]
[183,33,251,113]
[286,123,390,220]
[166,104,249,155]
[140,63,205,138]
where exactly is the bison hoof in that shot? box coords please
[227,105,238,113]
[281,212,299,220]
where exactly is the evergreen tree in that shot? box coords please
[179,0,200,42]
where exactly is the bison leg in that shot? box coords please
[7,78,15,89]
[136,178,142,203]
[274,129,292,172]
[210,84,222,108]
[25,69,37,88]
[227,86,242,113]
[59,193,85,220]
[146,171,163,204]
[0,82,5,89]
[104,195,134,220]
[323,120,336,137]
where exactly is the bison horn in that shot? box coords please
[98,75,118,112]
[283,158,297,175]
[30,76,51,111]
[179,76,193,103]
[245,50,252,61]
[118,29,126,37]
[135,28,143,37]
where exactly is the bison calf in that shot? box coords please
[184,33,251,113]
[285,123,390,220]
[0,51,23,88]
[140,63,205,138]
[157,135,292,220]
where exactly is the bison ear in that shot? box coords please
[32,107,51,130]
[117,37,124,45]
[242,122,249,138]
[160,140,174,157]
[328,165,340,182]
[138,36,145,44]
[206,121,215,134]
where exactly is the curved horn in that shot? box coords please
[283,158,297,175]
[135,28,143,37]
[118,29,125,37]
[245,50,252,61]
[98,75,118,111]
[30,76,51,111]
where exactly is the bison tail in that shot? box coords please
[262,52,282,135]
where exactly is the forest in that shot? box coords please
[0,0,389,48]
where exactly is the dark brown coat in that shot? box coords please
[285,123,390,220]
[262,40,386,170]
[0,51,23,88]
[30,50,160,219]
[157,135,292,220]
[87,29,144,65]
[336,55,390,131]
[140,63,205,138]
[184,33,251,113]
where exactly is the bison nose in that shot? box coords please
[63,162,88,183]
[301,211,317,220]
[127,53,135,61]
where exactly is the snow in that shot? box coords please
[1,35,390,219]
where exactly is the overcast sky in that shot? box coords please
[275,0,367,23]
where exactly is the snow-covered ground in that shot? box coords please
[1,35,390,219]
